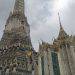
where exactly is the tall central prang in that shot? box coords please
[1,0,32,47]
[0,0,34,75]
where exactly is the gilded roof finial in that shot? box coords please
[58,12,61,26]
[58,12,64,31]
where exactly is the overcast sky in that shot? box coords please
[0,0,75,51]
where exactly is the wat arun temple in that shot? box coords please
[0,0,75,75]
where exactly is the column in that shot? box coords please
[47,48,54,75]
[38,55,42,75]
[58,46,72,75]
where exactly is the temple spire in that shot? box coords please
[58,12,62,26]
[58,12,68,40]
[13,0,24,14]
[58,12,64,30]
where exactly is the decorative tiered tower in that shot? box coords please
[0,0,34,75]
[1,0,32,47]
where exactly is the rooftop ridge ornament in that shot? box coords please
[13,0,24,14]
